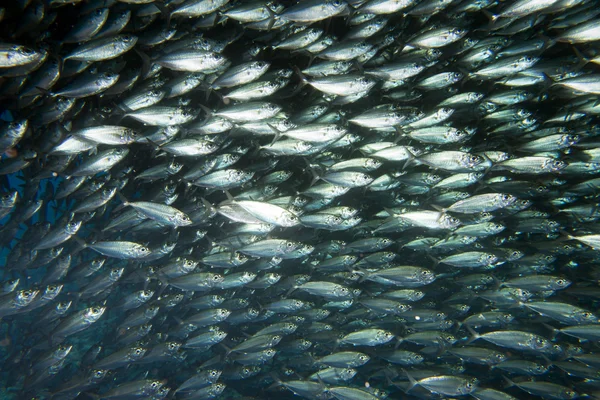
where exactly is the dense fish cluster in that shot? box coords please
[1,0,600,398]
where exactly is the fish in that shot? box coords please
[1,0,600,399]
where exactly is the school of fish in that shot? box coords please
[1,0,600,399]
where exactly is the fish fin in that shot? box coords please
[350,270,372,289]
[293,65,308,86]
[203,83,216,103]
[155,275,170,296]
[71,235,88,249]
[134,48,153,79]
[559,229,575,242]
[303,159,322,188]
[267,123,282,144]
[540,354,554,367]
[464,324,481,345]
[541,323,560,340]
[502,375,516,389]
[112,100,132,115]
[116,191,129,206]
[481,9,499,24]
[427,254,440,268]
[216,13,229,25]
[345,6,359,26]
[401,147,417,170]
[571,46,589,70]
[267,372,282,390]
[144,137,166,159]
[220,342,233,358]
[403,368,418,393]
[284,285,298,298]
[490,273,503,289]
[264,7,276,31]
[200,197,215,214]
[430,204,445,212]
[200,354,222,369]
[34,86,56,98]
[393,125,407,144]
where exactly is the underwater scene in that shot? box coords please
[0,0,600,399]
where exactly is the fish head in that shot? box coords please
[326,215,343,227]
[140,290,154,301]
[110,267,125,280]
[440,213,461,230]
[43,284,63,299]
[530,335,550,350]
[174,212,193,226]
[577,311,598,324]
[459,378,478,394]
[65,220,82,234]
[131,347,147,360]
[553,277,571,289]
[85,306,106,322]
[90,369,109,383]
[16,289,39,307]
[460,153,484,168]
[442,333,457,345]
[0,191,18,207]
[56,301,72,314]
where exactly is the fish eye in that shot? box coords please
[213,275,220,281]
